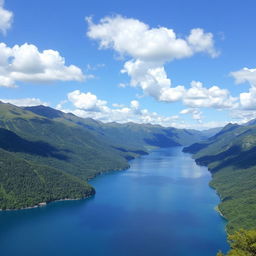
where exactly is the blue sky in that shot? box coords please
[0,0,256,129]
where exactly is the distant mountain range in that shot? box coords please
[183,121,256,232]
[0,102,219,210]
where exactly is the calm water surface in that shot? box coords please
[0,147,228,256]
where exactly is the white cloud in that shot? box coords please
[0,75,15,87]
[0,0,13,35]
[0,97,48,106]
[159,86,186,102]
[183,81,237,109]
[130,100,139,109]
[54,89,231,129]
[239,87,256,110]
[87,15,219,103]
[180,108,193,114]
[180,108,202,122]
[219,67,256,122]
[121,59,186,102]
[231,67,256,110]
[230,108,256,124]
[0,43,85,87]
[67,90,107,112]
[59,90,182,127]
[87,15,218,62]
[231,67,256,87]
[87,15,256,124]
[187,28,219,58]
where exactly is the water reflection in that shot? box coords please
[0,147,228,256]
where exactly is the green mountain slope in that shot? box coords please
[0,103,132,180]
[0,148,94,210]
[183,123,256,233]
[0,102,214,210]
[24,105,210,148]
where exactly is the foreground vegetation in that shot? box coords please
[217,229,256,256]
[211,166,256,232]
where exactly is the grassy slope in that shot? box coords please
[183,123,256,233]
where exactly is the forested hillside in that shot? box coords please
[0,102,212,210]
[0,148,94,210]
[184,122,256,233]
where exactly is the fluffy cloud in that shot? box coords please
[0,97,48,106]
[0,0,13,35]
[231,67,256,87]
[130,100,139,109]
[0,43,85,87]
[121,59,185,101]
[87,15,218,62]
[59,90,181,126]
[87,15,219,103]
[59,90,231,129]
[239,87,256,110]
[87,15,256,124]
[180,108,202,122]
[219,67,256,122]
[183,81,237,109]
[67,90,107,112]
[230,108,256,124]
[231,67,256,110]
[187,28,219,57]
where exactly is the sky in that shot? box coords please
[0,0,256,129]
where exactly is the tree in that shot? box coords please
[217,229,256,256]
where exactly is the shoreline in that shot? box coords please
[1,147,217,213]
[209,179,227,220]
[188,153,228,220]
[183,147,232,239]
[0,168,129,212]
[0,149,150,212]
[0,194,94,212]
[214,205,226,219]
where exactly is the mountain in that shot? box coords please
[0,103,132,179]
[0,102,212,210]
[245,118,256,126]
[24,105,210,148]
[198,127,222,138]
[183,122,256,233]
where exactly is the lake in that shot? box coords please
[0,147,228,256]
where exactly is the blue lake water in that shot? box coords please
[0,147,228,256]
